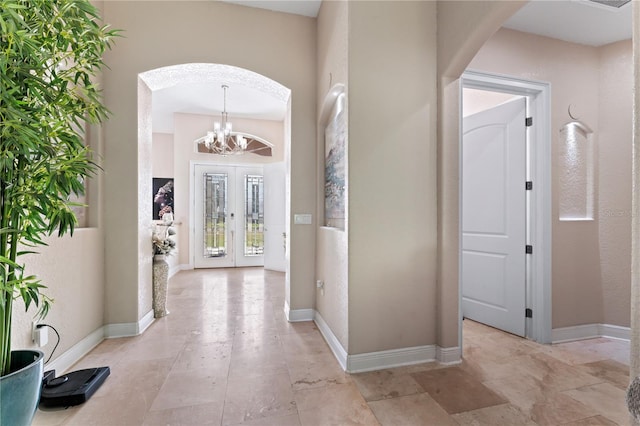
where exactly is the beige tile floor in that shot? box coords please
[34,268,631,426]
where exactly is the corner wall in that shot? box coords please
[348,1,438,355]
[435,0,525,350]
[316,0,349,351]
[597,40,633,327]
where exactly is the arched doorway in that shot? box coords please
[137,63,291,306]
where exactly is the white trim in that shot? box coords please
[45,327,105,374]
[460,70,552,344]
[46,312,156,374]
[314,312,348,371]
[346,345,437,374]
[294,309,459,373]
[283,301,315,322]
[299,309,449,373]
[436,346,462,365]
[552,323,631,343]
[600,324,632,340]
[104,310,154,339]
[103,322,138,338]
[138,310,155,334]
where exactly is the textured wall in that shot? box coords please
[316,0,349,350]
[348,1,438,354]
[12,230,105,359]
[598,40,633,327]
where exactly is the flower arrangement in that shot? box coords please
[152,223,176,256]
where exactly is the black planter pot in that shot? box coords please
[0,350,44,426]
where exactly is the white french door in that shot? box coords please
[263,162,286,272]
[193,164,265,268]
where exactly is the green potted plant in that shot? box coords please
[0,1,118,424]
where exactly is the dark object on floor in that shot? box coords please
[40,367,110,408]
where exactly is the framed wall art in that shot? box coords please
[153,178,174,220]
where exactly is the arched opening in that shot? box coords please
[137,63,291,314]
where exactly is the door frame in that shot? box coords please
[459,70,552,344]
[189,160,265,269]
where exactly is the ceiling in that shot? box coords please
[152,0,632,134]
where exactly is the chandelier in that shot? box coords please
[194,84,274,156]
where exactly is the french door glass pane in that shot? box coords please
[244,174,264,256]
[203,173,227,258]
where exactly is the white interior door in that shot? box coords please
[462,97,527,337]
[194,164,264,268]
[263,162,286,272]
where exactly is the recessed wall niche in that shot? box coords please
[558,121,595,221]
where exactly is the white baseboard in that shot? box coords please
[104,311,155,338]
[552,323,631,343]
[46,313,156,374]
[138,310,155,334]
[45,326,105,374]
[437,346,462,365]
[103,322,138,338]
[312,310,447,373]
[347,345,437,373]
[283,301,315,322]
[599,324,631,340]
[314,312,347,371]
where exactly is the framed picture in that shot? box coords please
[324,92,346,230]
[153,178,174,220]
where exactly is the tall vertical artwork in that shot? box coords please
[153,178,174,220]
[324,93,346,230]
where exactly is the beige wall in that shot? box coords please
[348,1,438,354]
[468,28,632,328]
[462,88,520,117]
[101,1,317,326]
[152,133,174,178]
[437,1,526,78]
[12,230,105,358]
[598,40,633,327]
[316,0,349,349]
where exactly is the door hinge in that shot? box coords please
[525,308,533,318]
[525,117,533,127]
[526,181,533,190]
[525,245,533,254]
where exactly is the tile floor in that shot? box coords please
[34,268,631,425]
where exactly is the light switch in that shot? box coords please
[294,214,312,225]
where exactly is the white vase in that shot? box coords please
[152,255,169,318]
